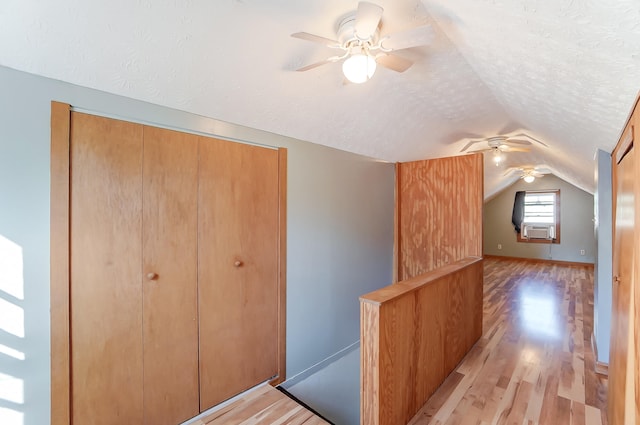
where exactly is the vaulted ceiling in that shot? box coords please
[2,0,639,198]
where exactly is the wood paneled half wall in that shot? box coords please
[360,257,483,425]
[395,154,483,281]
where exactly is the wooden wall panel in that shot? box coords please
[444,272,467,375]
[361,302,381,425]
[361,257,483,425]
[468,261,484,348]
[396,154,483,281]
[379,293,415,423]
[412,280,447,411]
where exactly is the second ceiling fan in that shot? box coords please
[504,166,551,183]
[460,134,548,166]
[292,1,435,83]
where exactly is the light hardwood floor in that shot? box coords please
[194,384,330,424]
[409,256,608,425]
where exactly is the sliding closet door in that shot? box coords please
[70,113,144,424]
[141,126,199,425]
[198,138,280,410]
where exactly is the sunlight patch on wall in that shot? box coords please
[0,235,25,424]
[0,299,24,339]
[0,235,24,300]
[0,344,24,361]
[0,407,23,425]
[0,235,25,340]
[0,372,24,425]
[0,372,23,404]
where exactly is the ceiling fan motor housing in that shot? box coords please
[337,13,380,49]
[487,136,509,149]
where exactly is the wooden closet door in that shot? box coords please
[141,126,199,424]
[610,144,635,425]
[70,113,144,425]
[198,138,280,410]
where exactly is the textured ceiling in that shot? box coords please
[1,0,639,198]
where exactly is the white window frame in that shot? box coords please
[517,190,560,243]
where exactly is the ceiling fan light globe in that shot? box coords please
[492,150,504,165]
[523,174,535,183]
[342,53,376,84]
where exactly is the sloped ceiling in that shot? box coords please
[1,0,639,198]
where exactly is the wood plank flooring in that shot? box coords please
[194,384,330,425]
[408,257,608,425]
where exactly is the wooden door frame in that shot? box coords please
[51,101,71,425]
[50,102,287,425]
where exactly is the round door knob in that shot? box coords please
[146,272,158,280]
[234,260,243,267]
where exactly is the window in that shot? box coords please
[517,190,560,243]
[523,192,556,224]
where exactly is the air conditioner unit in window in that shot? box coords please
[522,224,555,239]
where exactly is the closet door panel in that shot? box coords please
[70,113,144,425]
[635,117,640,422]
[610,144,635,425]
[198,138,280,410]
[142,126,199,424]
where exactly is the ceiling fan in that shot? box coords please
[291,2,435,84]
[460,134,547,166]
[462,136,531,166]
[504,166,551,183]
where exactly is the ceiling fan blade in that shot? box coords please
[503,167,521,176]
[467,148,493,154]
[460,140,483,152]
[503,147,530,153]
[504,138,531,146]
[296,56,341,72]
[512,133,549,147]
[355,2,383,39]
[380,25,435,51]
[375,53,413,72]
[291,32,341,48]
[534,167,552,174]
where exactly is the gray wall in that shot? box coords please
[483,174,596,263]
[285,345,360,425]
[0,65,395,425]
[594,149,612,364]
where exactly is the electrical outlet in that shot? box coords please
[580,249,585,255]
[498,244,502,250]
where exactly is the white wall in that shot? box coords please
[594,149,612,364]
[483,174,596,263]
[0,65,395,424]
